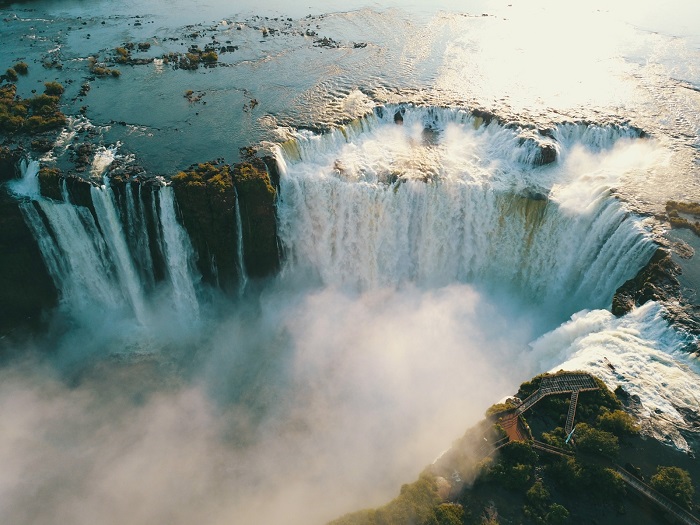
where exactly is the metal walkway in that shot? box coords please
[564,390,580,435]
[616,466,700,525]
[515,373,598,416]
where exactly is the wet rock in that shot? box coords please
[0,146,22,182]
[612,248,699,335]
[534,141,557,166]
[171,160,243,293]
[38,167,97,215]
[0,187,57,335]
[612,249,681,317]
[233,159,280,278]
[30,137,54,153]
[666,200,700,237]
[37,167,63,201]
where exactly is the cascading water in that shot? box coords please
[91,181,149,323]
[275,106,657,319]
[234,186,249,295]
[158,185,200,319]
[10,160,201,326]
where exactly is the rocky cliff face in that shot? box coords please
[612,248,699,336]
[233,158,280,278]
[0,161,57,336]
[171,158,279,293]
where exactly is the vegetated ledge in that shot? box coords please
[666,200,700,237]
[328,372,699,525]
[171,155,279,292]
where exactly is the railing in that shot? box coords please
[616,466,700,525]
[531,440,574,458]
[564,390,579,435]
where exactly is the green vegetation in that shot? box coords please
[5,68,18,82]
[0,82,66,133]
[650,466,694,509]
[481,441,537,490]
[201,51,218,63]
[328,472,464,525]
[115,46,130,63]
[234,161,276,200]
[574,423,619,458]
[596,409,639,437]
[172,161,234,193]
[323,372,696,525]
[666,200,700,235]
[13,62,28,75]
[87,57,120,78]
[43,81,64,95]
[485,402,516,417]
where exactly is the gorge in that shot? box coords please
[0,1,699,524]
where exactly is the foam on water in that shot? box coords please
[275,106,659,317]
[534,302,699,451]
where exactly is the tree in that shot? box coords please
[574,423,619,458]
[545,503,569,524]
[596,410,639,437]
[650,466,694,509]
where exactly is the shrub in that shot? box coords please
[434,503,464,525]
[544,503,569,525]
[202,51,218,63]
[575,423,619,458]
[5,68,18,81]
[596,409,639,437]
[526,480,550,511]
[13,62,28,74]
[650,466,694,509]
[486,403,513,417]
[44,81,64,95]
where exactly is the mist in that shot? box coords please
[0,106,675,525]
[0,277,552,525]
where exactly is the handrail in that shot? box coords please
[615,466,700,525]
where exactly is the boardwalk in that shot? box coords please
[616,466,700,525]
[564,390,580,435]
[516,372,599,416]
[486,372,700,525]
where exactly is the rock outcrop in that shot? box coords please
[233,158,279,278]
[612,249,681,316]
[171,158,279,293]
[612,248,699,336]
[0,166,57,336]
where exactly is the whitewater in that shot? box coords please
[1,1,699,524]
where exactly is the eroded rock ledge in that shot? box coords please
[171,157,279,291]
[612,248,699,337]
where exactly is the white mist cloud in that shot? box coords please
[0,281,545,525]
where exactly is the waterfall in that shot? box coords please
[124,182,156,290]
[275,106,658,318]
[158,185,200,319]
[20,185,125,314]
[91,182,148,323]
[13,161,201,324]
[8,159,41,198]
[234,186,248,295]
